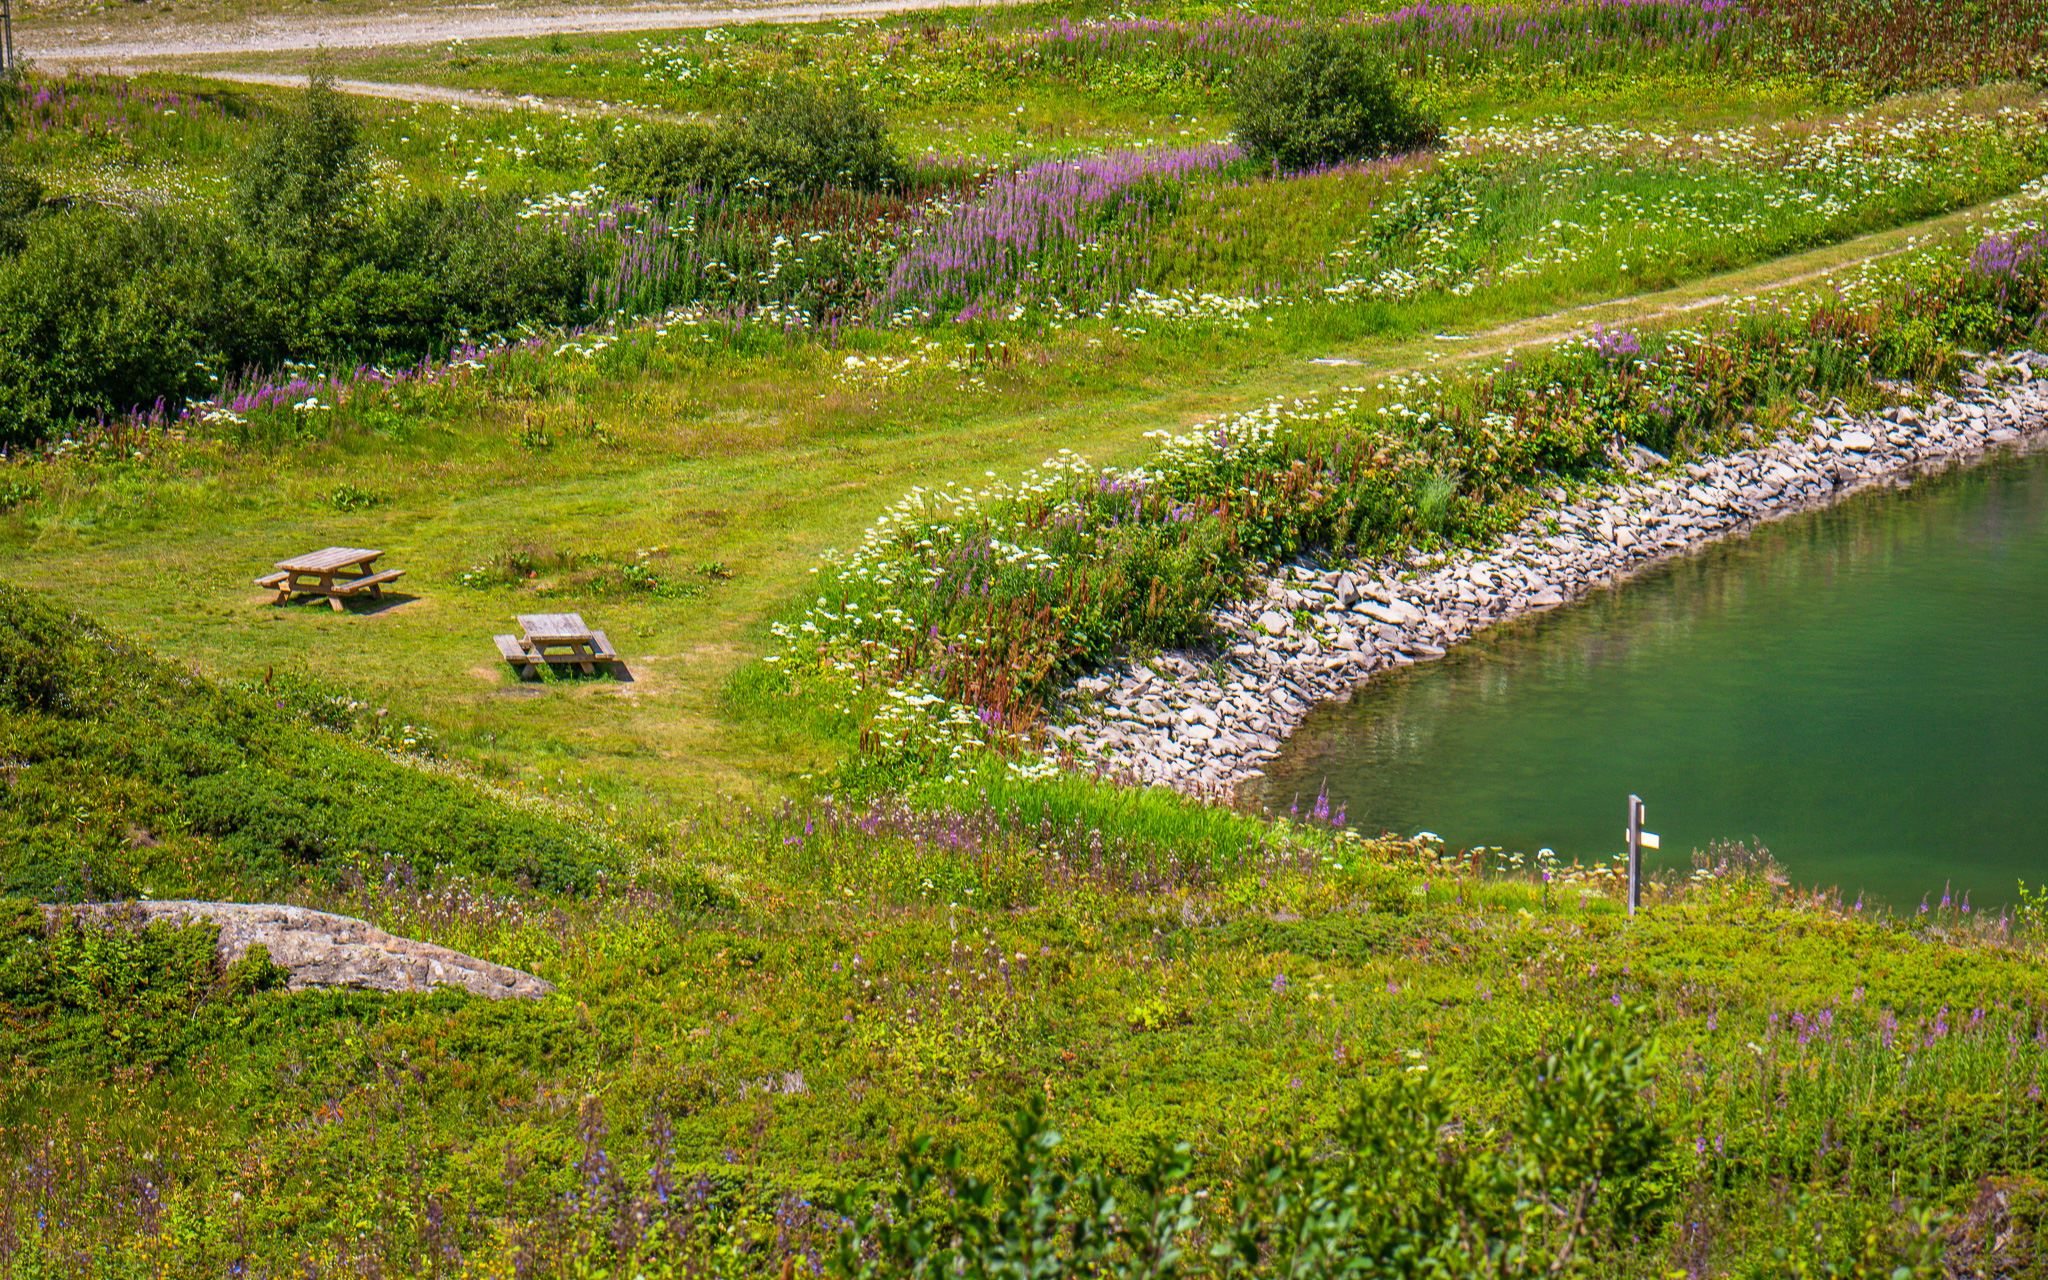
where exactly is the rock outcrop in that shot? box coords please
[43,901,555,1000]
[1045,351,2048,795]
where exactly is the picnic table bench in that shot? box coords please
[257,548,404,611]
[496,613,619,678]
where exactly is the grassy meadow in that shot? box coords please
[3,0,2048,1273]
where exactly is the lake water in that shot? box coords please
[1249,443,2048,912]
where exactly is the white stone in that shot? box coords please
[1360,598,1423,626]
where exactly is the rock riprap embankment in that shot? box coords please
[42,901,555,1000]
[1044,352,2048,796]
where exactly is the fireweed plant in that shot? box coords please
[765,219,2048,792]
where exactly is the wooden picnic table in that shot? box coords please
[256,547,405,611]
[494,612,619,678]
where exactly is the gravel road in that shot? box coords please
[19,0,1028,65]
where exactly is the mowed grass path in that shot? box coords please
[4,188,2036,813]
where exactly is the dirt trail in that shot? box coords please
[134,69,590,107]
[19,0,1030,65]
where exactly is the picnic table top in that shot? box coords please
[517,612,592,642]
[276,547,384,574]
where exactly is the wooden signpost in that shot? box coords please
[1625,794,1659,915]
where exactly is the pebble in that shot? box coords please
[1044,352,2048,795]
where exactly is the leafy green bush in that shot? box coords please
[832,1026,1669,1278]
[602,121,712,210]
[236,72,368,246]
[731,82,905,196]
[326,192,597,360]
[0,64,23,137]
[0,71,604,445]
[0,209,227,448]
[0,161,38,256]
[1234,27,1441,171]
[603,83,905,209]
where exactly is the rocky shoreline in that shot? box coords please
[1043,350,2048,797]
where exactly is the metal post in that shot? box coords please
[2,0,13,75]
[1626,794,1643,916]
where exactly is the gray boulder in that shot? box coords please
[42,901,555,1000]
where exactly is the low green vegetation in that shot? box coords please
[1,619,2044,1273]
[0,583,622,900]
[1,0,2047,1274]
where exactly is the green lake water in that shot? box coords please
[1250,444,2048,912]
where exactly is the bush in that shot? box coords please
[0,65,24,137]
[235,70,371,263]
[833,1026,1669,1278]
[0,900,299,1073]
[0,162,39,256]
[0,209,221,446]
[602,83,905,209]
[731,82,905,196]
[0,190,597,445]
[602,121,715,210]
[313,192,597,362]
[1234,27,1441,171]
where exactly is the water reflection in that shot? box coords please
[1249,445,2048,911]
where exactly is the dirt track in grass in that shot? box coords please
[15,0,1035,66]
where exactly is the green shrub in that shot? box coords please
[602,120,715,209]
[0,192,597,445]
[0,161,39,256]
[1234,27,1441,171]
[328,192,597,359]
[0,900,242,1072]
[0,209,222,447]
[833,1025,1669,1278]
[235,71,371,267]
[0,64,23,137]
[602,83,905,209]
[730,82,906,196]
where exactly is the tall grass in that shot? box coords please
[1024,0,1748,83]
[1747,0,2048,93]
[690,774,1374,908]
[0,74,257,170]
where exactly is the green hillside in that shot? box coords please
[0,581,620,901]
